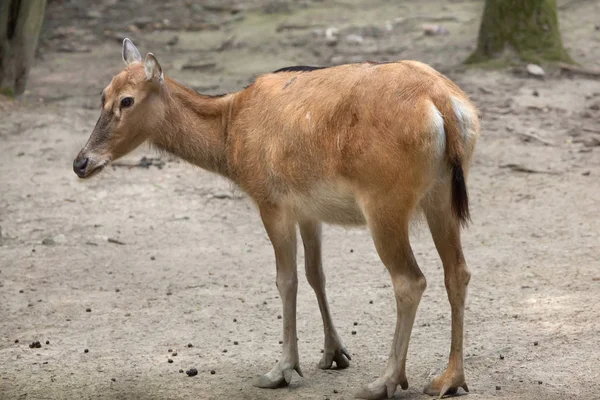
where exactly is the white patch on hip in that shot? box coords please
[429,102,446,157]
[450,96,477,142]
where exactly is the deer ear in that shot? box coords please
[144,53,164,83]
[122,38,142,65]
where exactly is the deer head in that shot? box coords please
[73,39,165,178]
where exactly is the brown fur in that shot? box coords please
[74,46,480,399]
[78,61,479,213]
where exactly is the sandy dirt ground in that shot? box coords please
[1,0,600,399]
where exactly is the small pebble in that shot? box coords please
[14,339,19,343]
[166,292,172,296]
[179,369,184,373]
[233,318,237,322]
[29,341,42,349]
[19,289,24,293]
[186,368,198,377]
[538,381,543,385]
[499,354,504,360]
[210,370,216,375]
[222,349,227,353]
[526,63,545,77]
[85,308,91,312]
[279,340,283,344]
[168,359,173,363]
[111,378,116,382]
[333,389,339,393]
[150,256,155,260]
[353,322,358,326]
[351,330,357,335]
[45,340,50,345]
[496,385,501,391]
[233,341,239,345]
[533,341,538,346]
[84,349,89,353]
[277,315,282,319]
[115,288,120,292]
[168,349,173,353]
[350,249,354,253]
[369,300,373,304]
[42,361,48,364]
[187,343,193,348]
[172,352,178,356]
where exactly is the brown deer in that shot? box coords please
[73,39,479,399]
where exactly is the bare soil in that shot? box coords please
[1,1,599,399]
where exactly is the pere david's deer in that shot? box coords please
[73,39,479,399]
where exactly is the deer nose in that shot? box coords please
[73,157,89,177]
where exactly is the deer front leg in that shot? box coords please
[254,205,303,389]
[299,219,351,369]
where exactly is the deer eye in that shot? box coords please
[120,97,134,108]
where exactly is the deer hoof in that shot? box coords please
[423,371,468,398]
[318,346,352,369]
[355,375,406,399]
[253,362,303,389]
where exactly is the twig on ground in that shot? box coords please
[558,63,600,79]
[394,15,459,24]
[216,35,236,52]
[276,23,324,32]
[582,127,600,134]
[573,137,600,147]
[499,164,562,175]
[112,156,165,169]
[518,132,555,146]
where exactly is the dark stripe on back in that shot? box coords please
[203,93,227,98]
[273,65,327,73]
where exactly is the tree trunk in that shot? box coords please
[467,0,573,65]
[0,0,47,97]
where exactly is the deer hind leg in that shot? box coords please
[356,194,426,400]
[254,205,303,389]
[422,188,470,398]
[299,219,351,369]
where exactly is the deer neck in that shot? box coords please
[151,77,233,178]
